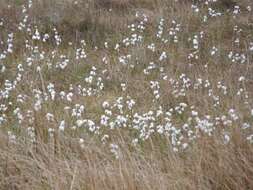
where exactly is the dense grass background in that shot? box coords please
[0,0,253,189]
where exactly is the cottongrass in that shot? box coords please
[0,0,253,189]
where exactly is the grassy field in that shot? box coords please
[0,0,253,189]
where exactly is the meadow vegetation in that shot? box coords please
[0,0,253,189]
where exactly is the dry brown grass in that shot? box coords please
[0,132,252,190]
[1,0,253,189]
